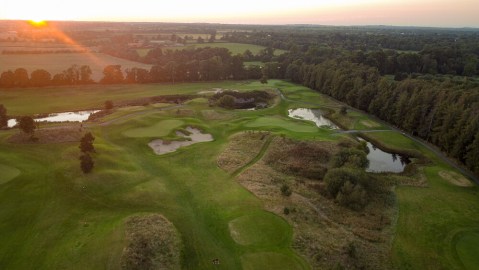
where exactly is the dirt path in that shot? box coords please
[275,88,479,185]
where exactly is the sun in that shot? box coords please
[28,19,47,27]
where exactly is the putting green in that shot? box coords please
[245,116,317,133]
[455,230,479,270]
[228,212,290,246]
[122,119,184,138]
[241,252,306,270]
[0,164,21,185]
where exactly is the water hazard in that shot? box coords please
[362,139,410,173]
[7,110,100,128]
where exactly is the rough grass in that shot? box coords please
[7,127,85,144]
[0,164,21,185]
[0,52,152,81]
[121,214,181,270]
[122,119,184,138]
[217,131,270,173]
[236,137,395,270]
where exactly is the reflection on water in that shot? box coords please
[363,140,410,173]
[288,108,338,129]
[7,110,100,128]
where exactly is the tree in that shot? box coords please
[100,65,124,84]
[216,95,235,109]
[197,36,204,44]
[80,65,93,84]
[104,100,114,110]
[0,104,7,128]
[79,153,94,173]
[0,71,15,88]
[80,132,95,153]
[260,75,268,84]
[18,116,36,137]
[30,69,51,87]
[340,106,348,115]
[14,68,29,87]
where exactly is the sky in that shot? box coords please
[1,0,478,27]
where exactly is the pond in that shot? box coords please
[288,108,339,129]
[7,110,100,128]
[362,139,411,173]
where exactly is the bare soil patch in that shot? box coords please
[121,214,181,270]
[439,171,473,187]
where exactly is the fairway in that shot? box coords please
[241,252,306,270]
[245,116,318,132]
[122,119,184,138]
[454,230,479,270]
[0,52,152,81]
[0,164,21,185]
[228,212,291,246]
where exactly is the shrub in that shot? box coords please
[280,184,292,196]
[331,148,369,169]
[216,95,235,109]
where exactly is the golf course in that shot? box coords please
[1,80,478,270]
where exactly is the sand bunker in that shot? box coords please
[439,171,473,187]
[148,127,213,155]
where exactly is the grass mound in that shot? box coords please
[439,171,473,187]
[228,212,290,246]
[241,252,305,270]
[122,119,184,138]
[245,116,317,133]
[121,214,181,270]
[0,164,21,185]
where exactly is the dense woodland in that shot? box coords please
[1,24,478,176]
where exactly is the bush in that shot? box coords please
[331,148,369,169]
[336,181,368,210]
[104,100,114,110]
[280,184,292,196]
[283,207,290,215]
[216,95,235,109]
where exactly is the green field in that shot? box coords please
[0,52,151,81]
[0,79,478,269]
[157,42,287,56]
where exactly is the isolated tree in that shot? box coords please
[79,153,94,173]
[197,36,204,44]
[18,116,36,137]
[79,132,95,153]
[104,100,114,110]
[0,104,7,128]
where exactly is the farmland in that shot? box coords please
[144,42,287,56]
[0,52,151,81]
